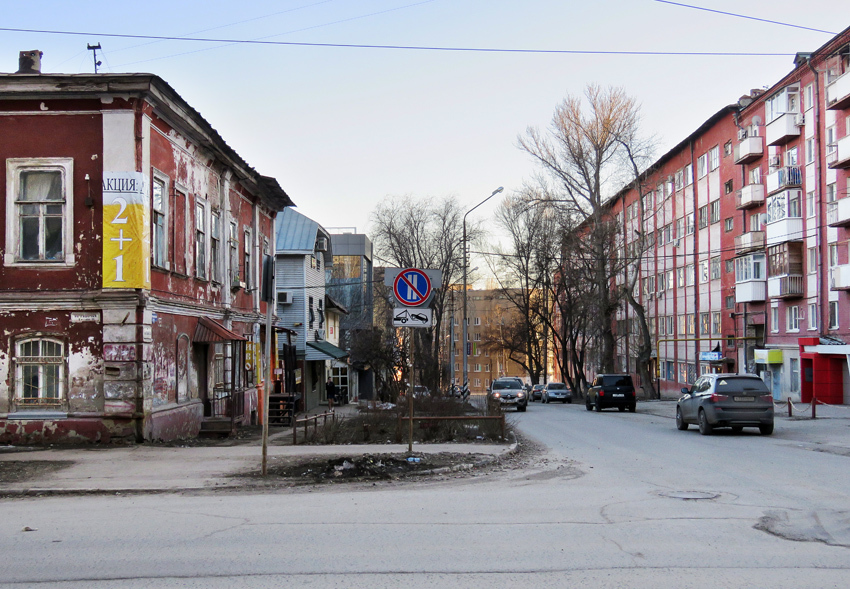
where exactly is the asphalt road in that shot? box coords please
[2,401,849,588]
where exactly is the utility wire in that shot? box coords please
[652,1,837,35]
[0,26,802,57]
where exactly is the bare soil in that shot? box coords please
[0,460,74,484]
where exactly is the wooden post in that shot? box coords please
[812,391,817,419]
[787,397,792,417]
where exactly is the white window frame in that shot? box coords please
[709,146,720,171]
[828,301,839,330]
[14,337,65,406]
[5,158,75,267]
[697,154,707,178]
[809,302,818,330]
[787,306,800,332]
[151,171,170,270]
[210,210,221,283]
[771,306,779,333]
[195,200,208,280]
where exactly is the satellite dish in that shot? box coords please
[752,116,762,126]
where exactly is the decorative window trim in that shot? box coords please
[5,158,75,267]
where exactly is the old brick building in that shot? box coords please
[0,52,292,443]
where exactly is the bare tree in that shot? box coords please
[519,84,644,374]
[370,195,478,392]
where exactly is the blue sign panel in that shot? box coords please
[393,268,432,307]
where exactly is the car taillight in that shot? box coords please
[760,394,774,403]
[709,393,728,403]
[599,391,605,396]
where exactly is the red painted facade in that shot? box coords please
[1,67,291,443]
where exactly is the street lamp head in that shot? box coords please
[493,186,504,196]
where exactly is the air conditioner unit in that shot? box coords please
[672,238,681,248]
[737,128,748,140]
[769,155,781,168]
[316,237,328,252]
[794,113,805,127]
[277,291,293,306]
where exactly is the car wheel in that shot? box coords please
[731,426,743,434]
[594,400,602,412]
[618,406,625,412]
[567,399,572,404]
[628,404,636,413]
[698,409,713,435]
[517,405,527,412]
[585,400,593,411]
[676,407,688,430]
[759,423,774,435]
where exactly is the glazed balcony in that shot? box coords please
[735,280,766,303]
[736,184,765,209]
[766,112,803,146]
[765,217,804,246]
[767,275,804,299]
[831,265,850,291]
[827,199,850,227]
[734,136,764,164]
[827,135,850,170]
[765,166,802,195]
[735,231,765,254]
[826,70,850,110]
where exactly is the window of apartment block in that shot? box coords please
[699,260,709,283]
[807,191,816,217]
[709,200,720,224]
[663,224,673,244]
[787,306,800,332]
[700,313,710,335]
[771,306,779,333]
[829,244,838,268]
[765,85,799,123]
[712,312,721,334]
[678,314,686,336]
[790,358,800,393]
[675,170,684,191]
[709,146,720,171]
[684,164,693,186]
[210,211,221,282]
[474,378,481,387]
[826,126,836,154]
[787,146,799,166]
[666,270,674,291]
[675,218,684,240]
[768,242,803,277]
[474,317,481,326]
[806,137,816,163]
[724,141,732,156]
[677,267,685,288]
[687,314,696,335]
[725,259,734,274]
[14,338,64,406]
[726,334,736,348]
[827,183,837,203]
[697,154,707,178]
[829,301,839,330]
[686,264,695,286]
[724,179,734,194]
[685,213,695,235]
[750,212,762,231]
[150,175,169,268]
[805,84,814,110]
[809,303,818,330]
[195,202,207,280]
[698,205,708,229]
[8,161,75,266]
[678,362,688,384]
[808,247,817,273]
[725,217,734,232]
[710,257,721,280]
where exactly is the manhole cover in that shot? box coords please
[659,490,720,500]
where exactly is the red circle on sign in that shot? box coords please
[393,268,432,307]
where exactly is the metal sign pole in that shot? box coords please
[408,326,414,453]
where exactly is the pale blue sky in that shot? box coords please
[0,1,841,234]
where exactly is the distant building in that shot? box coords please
[441,289,528,394]
[326,229,375,400]
[0,53,291,443]
[274,209,348,411]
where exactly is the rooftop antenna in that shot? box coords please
[87,43,102,73]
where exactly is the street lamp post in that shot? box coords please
[462,186,503,398]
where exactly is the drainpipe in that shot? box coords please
[691,141,699,376]
[807,58,826,337]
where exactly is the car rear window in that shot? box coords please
[548,383,566,390]
[715,377,769,393]
[602,376,633,387]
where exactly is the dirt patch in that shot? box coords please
[0,460,74,484]
[241,452,487,485]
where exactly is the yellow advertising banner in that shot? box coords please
[102,172,150,289]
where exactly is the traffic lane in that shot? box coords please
[511,399,850,512]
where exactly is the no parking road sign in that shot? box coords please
[393,268,432,307]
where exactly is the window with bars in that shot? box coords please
[15,338,64,405]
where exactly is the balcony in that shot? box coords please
[831,265,850,290]
[765,112,803,146]
[736,280,766,303]
[735,231,765,254]
[827,198,850,227]
[827,135,850,169]
[766,217,804,246]
[734,135,764,164]
[736,184,765,209]
[826,70,850,110]
[765,166,802,195]
[767,275,804,299]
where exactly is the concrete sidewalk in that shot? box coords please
[0,404,513,495]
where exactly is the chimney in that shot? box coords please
[16,50,43,74]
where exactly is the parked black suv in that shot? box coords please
[586,374,636,412]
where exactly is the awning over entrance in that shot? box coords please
[307,340,349,361]
[194,316,248,342]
